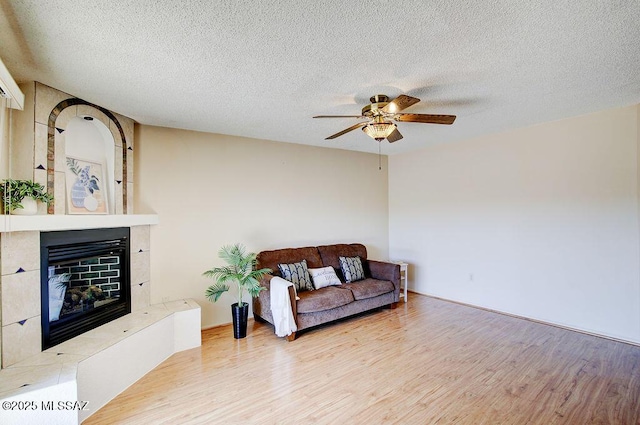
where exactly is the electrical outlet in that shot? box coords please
[469,274,474,282]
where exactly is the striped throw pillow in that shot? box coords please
[339,256,365,283]
[278,259,314,292]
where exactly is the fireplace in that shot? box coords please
[40,227,131,349]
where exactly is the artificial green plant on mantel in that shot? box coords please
[203,244,271,338]
[0,179,53,214]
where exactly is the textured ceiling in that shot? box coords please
[1,1,639,154]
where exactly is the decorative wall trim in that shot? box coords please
[46,98,128,214]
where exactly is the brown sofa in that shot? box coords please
[253,243,400,340]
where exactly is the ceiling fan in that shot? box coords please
[313,94,456,143]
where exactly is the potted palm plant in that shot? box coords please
[0,179,53,215]
[203,244,272,339]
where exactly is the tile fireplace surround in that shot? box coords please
[0,216,202,425]
[0,83,201,423]
[0,216,159,367]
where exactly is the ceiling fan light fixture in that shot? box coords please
[314,94,456,141]
[362,121,396,142]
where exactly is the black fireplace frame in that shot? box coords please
[40,227,131,350]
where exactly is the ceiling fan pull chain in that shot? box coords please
[379,141,381,170]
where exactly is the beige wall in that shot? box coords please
[8,82,34,180]
[0,82,32,180]
[389,105,640,344]
[136,125,389,327]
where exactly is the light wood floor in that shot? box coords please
[85,295,640,424]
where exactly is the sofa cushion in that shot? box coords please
[317,244,368,276]
[257,246,324,278]
[278,259,314,292]
[339,256,365,283]
[342,278,394,300]
[308,266,342,289]
[297,286,355,314]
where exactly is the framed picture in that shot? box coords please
[65,156,108,214]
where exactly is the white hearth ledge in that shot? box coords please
[0,299,201,425]
[0,214,159,233]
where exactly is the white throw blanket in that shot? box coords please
[270,276,298,337]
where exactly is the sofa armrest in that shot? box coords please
[253,274,298,326]
[288,285,298,320]
[253,274,273,322]
[367,260,401,296]
[259,274,274,291]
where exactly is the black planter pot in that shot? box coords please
[231,303,249,339]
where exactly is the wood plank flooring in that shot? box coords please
[85,295,640,424]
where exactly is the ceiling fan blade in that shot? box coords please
[313,115,363,118]
[325,122,367,139]
[387,128,403,143]
[395,114,456,125]
[382,95,420,113]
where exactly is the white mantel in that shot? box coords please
[0,214,159,233]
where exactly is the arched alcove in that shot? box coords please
[65,116,116,214]
[46,97,130,214]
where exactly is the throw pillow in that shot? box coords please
[278,259,314,292]
[308,266,342,289]
[339,256,365,283]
